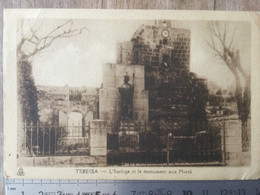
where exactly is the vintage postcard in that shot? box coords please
[4,9,260,180]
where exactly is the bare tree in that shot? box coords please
[16,20,86,154]
[17,19,86,122]
[207,21,250,151]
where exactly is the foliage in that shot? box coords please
[17,60,39,124]
[185,72,208,131]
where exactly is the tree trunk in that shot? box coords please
[17,59,39,124]
[234,75,250,152]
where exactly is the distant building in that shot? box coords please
[37,85,99,127]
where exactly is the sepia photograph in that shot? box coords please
[4,10,260,180]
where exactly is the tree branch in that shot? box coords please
[18,20,87,59]
[17,38,26,58]
[46,20,72,37]
[206,41,224,61]
[223,24,227,45]
[207,22,247,82]
[228,28,236,50]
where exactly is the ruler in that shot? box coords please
[5,179,260,195]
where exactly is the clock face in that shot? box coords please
[162,29,170,38]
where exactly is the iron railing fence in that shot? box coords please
[24,122,90,157]
[107,121,225,166]
[23,119,226,166]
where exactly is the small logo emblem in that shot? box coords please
[17,167,25,176]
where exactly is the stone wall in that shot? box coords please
[117,22,191,74]
[19,156,106,167]
[37,85,99,126]
[99,63,149,131]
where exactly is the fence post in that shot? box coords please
[192,121,195,135]
[30,121,33,156]
[222,119,226,165]
[24,120,27,156]
[78,122,80,155]
[48,127,51,155]
[42,127,45,155]
[36,122,39,156]
[167,133,170,165]
[54,126,57,155]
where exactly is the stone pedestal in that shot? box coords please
[225,119,251,166]
[89,120,107,156]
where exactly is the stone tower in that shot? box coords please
[116,20,191,122]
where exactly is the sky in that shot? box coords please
[18,19,251,89]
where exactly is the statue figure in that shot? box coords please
[119,74,134,120]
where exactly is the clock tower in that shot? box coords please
[116,20,192,122]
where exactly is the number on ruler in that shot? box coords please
[183,190,192,195]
